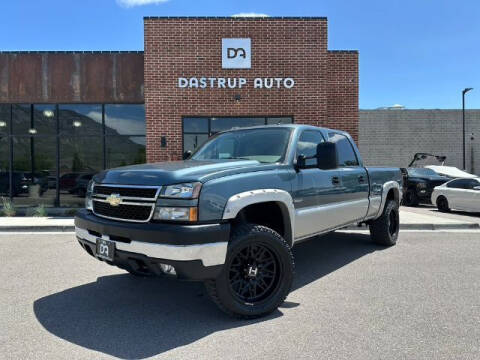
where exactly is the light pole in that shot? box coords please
[462,88,473,170]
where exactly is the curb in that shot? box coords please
[0,226,75,232]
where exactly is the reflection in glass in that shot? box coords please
[106,136,146,168]
[105,104,145,136]
[267,117,293,125]
[60,137,103,207]
[33,105,56,136]
[183,117,208,133]
[59,104,102,135]
[12,104,31,135]
[0,137,9,196]
[12,136,56,207]
[210,117,264,133]
[184,134,209,153]
[0,104,10,134]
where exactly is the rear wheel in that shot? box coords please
[205,224,294,319]
[403,189,419,207]
[436,196,450,212]
[370,199,400,246]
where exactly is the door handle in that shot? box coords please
[358,175,365,183]
[332,176,340,185]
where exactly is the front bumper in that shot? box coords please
[74,209,230,280]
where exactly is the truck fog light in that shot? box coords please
[160,264,176,275]
[153,206,198,221]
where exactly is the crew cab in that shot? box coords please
[75,125,403,318]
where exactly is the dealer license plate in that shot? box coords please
[96,238,115,261]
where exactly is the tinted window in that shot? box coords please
[12,104,31,135]
[59,104,102,135]
[183,117,208,133]
[106,136,146,168]
[447,179,473,189]
[329,133,358,167]
[297,130,325,166]
[210,117,265,133]
[33,105,56,136]
[105,104,145,135]
[0,104,10,135]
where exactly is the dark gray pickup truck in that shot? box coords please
[75,124,403,318]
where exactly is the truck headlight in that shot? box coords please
[153,207,198,221]
[85,180,94,210]
[161,182,202,199]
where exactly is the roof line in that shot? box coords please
[144,16,327,20]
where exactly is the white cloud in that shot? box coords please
[231,13,269,18]
[117,0,169,8]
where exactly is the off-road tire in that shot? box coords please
[370,199,400,246]
[205,224,294,319]
[436,196,450,213]
[403,189,419,207]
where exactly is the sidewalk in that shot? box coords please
[0,207,478,232]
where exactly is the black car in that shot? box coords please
[402,167,450,206]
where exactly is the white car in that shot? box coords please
[431,178,480,213]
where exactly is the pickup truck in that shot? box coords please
[75,124,403,318]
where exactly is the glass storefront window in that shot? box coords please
[33,105,56,136]
[184,117,209,133]
[106,136,146,168]
[183,117,293,153]
[12,104,31,135]
[0,136,9,196]
[105,104,145,136]
[12,136,56,207]
[60,137,103,207]
[211,117,265,133]
[59,104,102,135]
[0,104,10,135]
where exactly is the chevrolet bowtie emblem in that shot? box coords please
[106,193,122,207]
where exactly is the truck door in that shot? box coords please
[328,132,369,223]
[292,130,344,239]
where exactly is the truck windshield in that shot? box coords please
[192,128,292,164]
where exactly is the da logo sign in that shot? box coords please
[222,38,251,69]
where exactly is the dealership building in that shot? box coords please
[0,17,359,209]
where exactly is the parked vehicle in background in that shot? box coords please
[0,172,29,196]
[75,125,403,318]
[59,173,81,192]
[70,173,94,197]
[401,167,450,206]
[47,176,56,189]
[432,178,480,213]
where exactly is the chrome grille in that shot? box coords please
[92,184,160,222]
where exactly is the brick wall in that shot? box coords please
[327,51,359,141]
[359,109,480,175]
[144,17,359,162]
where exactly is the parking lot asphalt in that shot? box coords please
[1,230,479,360]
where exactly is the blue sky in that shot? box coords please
[1,0,479,109]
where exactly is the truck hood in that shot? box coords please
[93,159,276,186]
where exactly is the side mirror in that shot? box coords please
[295,154,306,170]
[183,150,192,160]
[317,142,337,170]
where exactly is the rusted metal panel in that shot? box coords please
[47,53,78,102]
[7,54,43,103]
[115,53,144,102]
[0,52,144,104]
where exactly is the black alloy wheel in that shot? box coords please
[228,243,280,303]
[388,207,399,237]
[205,224,294,319]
